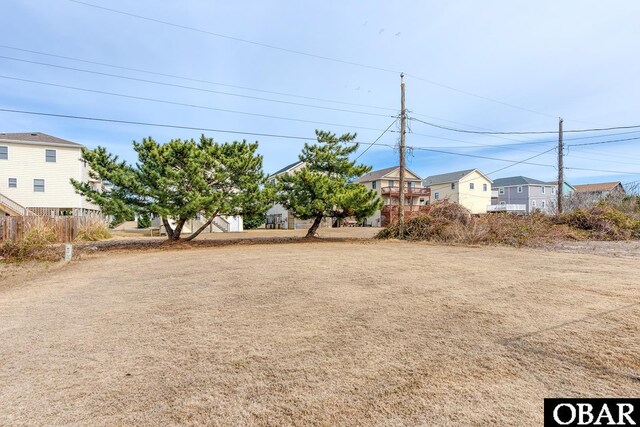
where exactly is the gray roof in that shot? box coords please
[423,169,477,186]
[355,166,422,183]
[0,132,83,147]
[271,160,304,176]
[492,176,549,188]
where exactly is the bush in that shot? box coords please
[558,205,640,240]
[376,200,640,247]
[75,216,112,241]
[136,213,151,229]
[0,219,59,261]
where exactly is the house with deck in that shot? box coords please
[490,176,557,214]
[0,132,101,216]
[265,160,333,230]
[423,169,492,214]
[355,166,429,227]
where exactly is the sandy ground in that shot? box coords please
[1,240,639,426]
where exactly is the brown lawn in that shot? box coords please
[0,238,638,426]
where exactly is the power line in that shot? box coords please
[355,118,398,161]
[0,75,388,132]
[565,166,640,175]
[68,0,399,74]
[0,44,397,113]
[68,0,571,120]
[411,117,640,135]
[0,54,391,118]
[0,106,562,169]
[567,136,640,147]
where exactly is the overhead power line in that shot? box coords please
[567,136,640,147]
[355,118,398,161]
[68,0,569,120]
[411,117,640,135]
[0,45,397,112]
[0,75,388,132]
[0,55,392,118]
[0,107,561,168]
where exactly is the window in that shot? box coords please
[541,200,546,208]
[8,178,17,188]
[451,182,456,190]
[469,182,475,190]
[499,187,505,195]
[371,180,377,189]
[517,186,523,193]
[552,187,556,194]
[33,179,45,192]
[407,181,412,188]
[45,149,57,163]
[483,183,487,191]
[532,200,537,208]
[434,192,440,200]
[388,180,394,187]
[500,201,506,206]
[541,186,546,194]
[0,146,7,160]
[419,198,425,204]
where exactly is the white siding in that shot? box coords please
[0,141,99,210]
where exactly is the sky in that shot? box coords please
[1,0,639,187]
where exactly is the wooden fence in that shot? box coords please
[0,215,105,243]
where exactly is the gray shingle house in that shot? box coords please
[491,176,557,214]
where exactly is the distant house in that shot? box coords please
[0,132,102,216]
[355,165,429,227]
[265,160,333,230]
[423,169,492,214]
[573,182,625,200]
[547,181,576,196]
[491,176,556,214]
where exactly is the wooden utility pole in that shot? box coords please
[557,117,564,214]
[398,73,406,236]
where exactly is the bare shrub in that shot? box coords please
[0,218,60,261]
[377,200,639,246]
[75,215,111,241]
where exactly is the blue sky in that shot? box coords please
[1,0,639,186]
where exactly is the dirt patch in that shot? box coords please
[1,241,638,425]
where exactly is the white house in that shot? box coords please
[0,132,101,216]
[265,160,333,229]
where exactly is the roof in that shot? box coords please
[355,166,422,183]
[491,176,548,188]
[573,182,623,193]
[424,169,491,186]
[271,160,304,176]
[0,132,83,148]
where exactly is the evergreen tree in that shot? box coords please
[72,135,269,240]
[278,130,382,237]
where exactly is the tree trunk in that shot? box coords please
[171,218,187,240]
[305,215,323,238]
[161,216,176,240]
[184,212,218,241]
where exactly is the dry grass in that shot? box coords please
[1,240,638,426]
[379,201,640,246]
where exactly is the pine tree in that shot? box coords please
[278,130,382,237]
[72,135,269,240]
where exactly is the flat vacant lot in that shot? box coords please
[1,240,639,426]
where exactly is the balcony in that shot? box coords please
[487,204,526,213]
[381,186,430,197]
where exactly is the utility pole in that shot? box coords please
[398,73,406,236]
[557,117,564,214]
